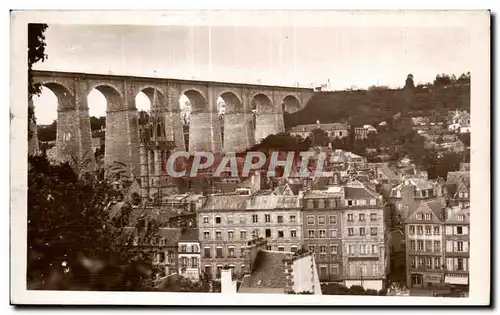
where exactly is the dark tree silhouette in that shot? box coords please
[28,23,48,139]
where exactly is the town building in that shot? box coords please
[354,125,377,140]
[404,200,445,289]
[389,178,440,225]
[289,121,349,140]
[302,187,344,282]
[197,193,303,280]
[443,206,470,289]
[340,181,388,291]
[448,110,471,134]
[178,228,201,282]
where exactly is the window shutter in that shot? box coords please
[464,242,469,252]
[446,226,453,235]
[464,259,468,271]
[463,226,469,235]
[447,258,453,270]
[446,241,453,252]
[453,241,458,252]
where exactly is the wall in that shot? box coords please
[291,254,322,295]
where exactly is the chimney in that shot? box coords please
[243,238,268,274]
[221,267,237,294]
[297,190,304,207]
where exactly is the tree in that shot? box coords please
[28,23,48,139]
[90,116,106,132]
[27,155,155,290]
[310,128,329,147]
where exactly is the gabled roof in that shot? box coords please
[378,165,399,181]
[445,207,470,224]
[179,228,199,242]
[157,228,182,246]
[273,183,302,196]
[406,200,444,223]
[238,250,290,293]
[446,171,470,186]
[202,194,249,210]
[345,186,379,199]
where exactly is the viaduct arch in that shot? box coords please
[32,70,313,177]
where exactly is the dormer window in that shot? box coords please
[424,213,431,220]
[458,215,465,222]
[416,213,423,220]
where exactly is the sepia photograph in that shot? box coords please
[10,10,490,306]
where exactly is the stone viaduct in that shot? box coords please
[32,70,314,176]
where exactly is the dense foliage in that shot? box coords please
[320,283,386,296]
[27,155,155,291]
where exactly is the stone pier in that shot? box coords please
[189,111,223,153]
[254,113,285,144]
[223,112,255,153]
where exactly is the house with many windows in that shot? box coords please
[177,228,201,282]
[443,206,470,288]
[404,200,445,289]
[197,193,302,280]
[302,187,344,282]
[340,182,388,291]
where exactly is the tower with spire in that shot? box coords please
[138,90,178,201]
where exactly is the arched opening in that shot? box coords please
[179,90,209,152]
[219,92,253,152]
[282,95,301,113]
[31,83,73,159]
[217,97,226,144]
[87,88,107,163]
[252,93,284,142]
[252,93,273,114]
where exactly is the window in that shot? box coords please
[417,225,423,235]
[348,228,354,236]
[228,231,234,239]
[331,264,339,275]
[151,237,157,246]
[307,216,315,225]
[277,246,285,252]
[290,229,297,238]
[320,246,327,257]
[456,241,464,252]
[319,265,327,277]
[252,229,259,238]
[457,258,465,271]
[425,241,432,252]
[348,245,354,255]
[330,229,338,238]
[191,257,198,268]
[359,214,365,221]
[216,247,223,258]
[215,216,221,224]
[409,225,415,234]
[446,258,454,270]
[278,230,284,238]
[359,228,366,236]
[370,213,377,221]
[215,231,222,240]
[446,226,453,235]
[425,226,432,235]
[240,215,246,224]
[434,257,441,269]
[371,245,378,254]
[319,230,326,238]
[416,213,423,220]
[228,247,235,257]
[347,200,353,206]
[290,215,296,223]
[227,215,233,224]
[417,257,424,268]
[425,213,431,220]
[266,245,272,251]
[308,245,315,252]
[417,240,424,251]
[181,257,188,268]
[181,245,187,252]
[410,256,416,268]
[265,229,271,238]
[360,245,367,254]
[203,231,210,240]
[329,215,337,224]
[203,216,209,224]
[331,245,338,255]
[456,226,463,235]
[265,214,271,223]
[426,257,432,268]
[252,215,258,223]
[240,247,245,258]
[318,216,326,225]
[159,238,165,246]
[308,230,315,238]
[291,246,298,253]
[158,252,165,263]
[277,215,283,223]
[240,230,247,240]
[433,226,440,235]
[347,213,354,221]
[434,241,440,252]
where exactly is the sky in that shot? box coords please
[32,23,472,125]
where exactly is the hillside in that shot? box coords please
[285,83,470,129]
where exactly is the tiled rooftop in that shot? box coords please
[238,250,290,292]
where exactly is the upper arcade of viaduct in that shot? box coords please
[31,70,313,115]
[31,70,314,176]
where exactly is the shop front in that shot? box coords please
[444,273,469,286]
[422,273,443,288]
